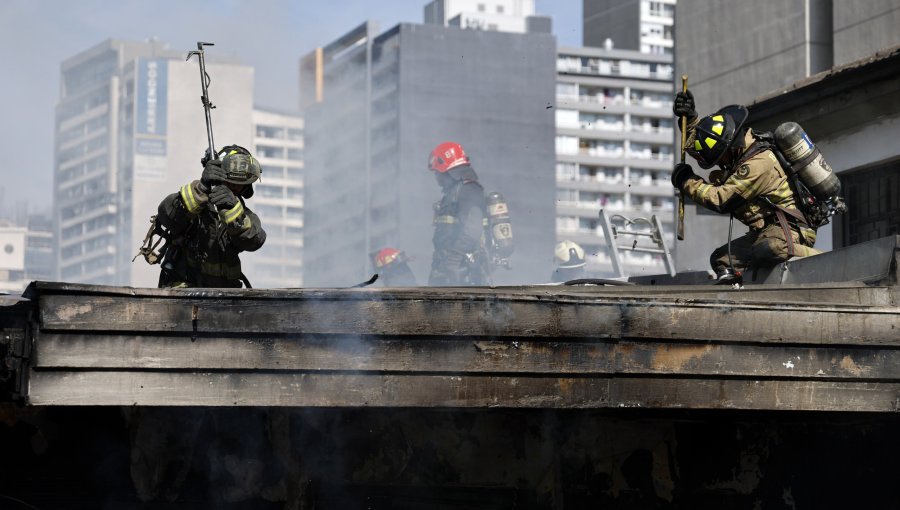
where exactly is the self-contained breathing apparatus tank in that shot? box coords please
[486,191,514,268]
[773,122,847,226]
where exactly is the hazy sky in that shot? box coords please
[0,0,581,220]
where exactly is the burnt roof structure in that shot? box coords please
[3,235,899,412]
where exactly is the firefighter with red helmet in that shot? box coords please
[370,248,417,286]
[427,142,490,285]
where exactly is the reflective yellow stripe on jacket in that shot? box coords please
[220,201,244,224]
[180,183,203,214]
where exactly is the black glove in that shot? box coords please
[201,159,227,189]
[208,185,239,211]
[671,163,697,189]
[200,148,214,167]
[673,90,696,121]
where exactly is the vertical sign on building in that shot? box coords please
[134,58,168,181]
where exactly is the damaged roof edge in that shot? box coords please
[748,43,900,120]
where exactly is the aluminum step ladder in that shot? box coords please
[599,209,675,278]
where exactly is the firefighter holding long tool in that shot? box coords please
[135,42,266,288]
[671,89,834,284]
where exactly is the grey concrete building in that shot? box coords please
[749,45,900,253]
[833,0,900,67]
[555,46,675,277]
[584,0,675,55]
[672,0,900,271]
[674,0,833,110]
[300,22,556,287]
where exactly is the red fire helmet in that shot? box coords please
[373,248,404,269]
[428,142,469,173]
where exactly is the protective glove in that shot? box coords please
[673,89,697,121]
[208,185,239,211]
[201,159,227,189]
[200,148,214,168]
[671,163,697,189]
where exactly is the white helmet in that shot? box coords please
[555,240,586,269]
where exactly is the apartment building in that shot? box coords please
[555,46,675,276]
[247,108,304,288]
[300,21,556,286]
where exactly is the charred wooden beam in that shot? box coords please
[5,236,900,411]
[18,278,900,411]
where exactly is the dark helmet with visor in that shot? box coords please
[220,145,261,185]
[686,105,749,169]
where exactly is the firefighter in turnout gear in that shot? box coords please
[551,240,587,283]
[672,91,820,283]
[155,145,266,288]
[428,142,491,285]
[371,248,418,286]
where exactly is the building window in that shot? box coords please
[841,159,900,247]
[256,125,284,139]
[256,145,284,159]
[477,3,485,12]
[556,163,577,181]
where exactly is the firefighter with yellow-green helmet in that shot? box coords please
[672,91,821,283]
[155,145,266,288]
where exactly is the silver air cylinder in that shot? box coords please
[774,122,841,202]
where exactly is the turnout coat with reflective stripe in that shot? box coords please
[682,130,810,236]
[156,180,266,288]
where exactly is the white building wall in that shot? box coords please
[128,60,255,287]
[425,0,536,33]
[0,226,27,294]
[246,109,304,288]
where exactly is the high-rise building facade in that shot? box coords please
[247,108,304,288]
[300,22,556,286]
[584,0,676,55]
[55,39,303,288]
[555,46,675,276]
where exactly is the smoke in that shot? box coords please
[0,0,429,229]
[0,1,580,284]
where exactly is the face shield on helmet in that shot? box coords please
[220,145,261,186]
[428,142,469,173]
[685,105,748,169]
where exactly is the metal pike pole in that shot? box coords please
[186,42,217,163]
